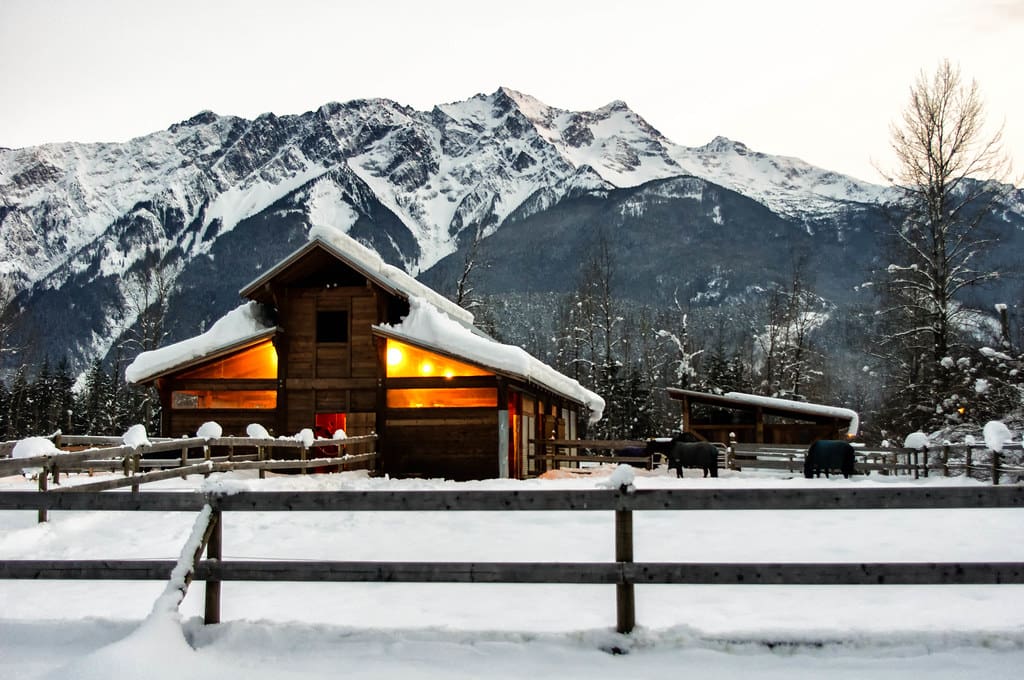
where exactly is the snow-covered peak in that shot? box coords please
[697,136,749,154]
[666,136,894,216]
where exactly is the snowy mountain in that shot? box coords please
[0,87,1020,371]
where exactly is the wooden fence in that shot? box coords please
[728,441,1024,484]
[539,437,1024,485]
[1,486,1022,634]
[0,434,378,522]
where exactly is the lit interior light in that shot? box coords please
[387,346,404,366]
[420,361,434,376]
[443,369,454,379]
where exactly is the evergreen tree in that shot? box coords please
[6,366,32,438]
[0,379,9,440]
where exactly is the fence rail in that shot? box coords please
[1,434,378,522]
[538,438,1023,485]
[2,486,1023,634]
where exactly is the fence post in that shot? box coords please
[300,445,308,475]
[992,449,1000,486]
[258,446,266,480]
[942,445,950,477]
[181,446,189,479]
[922,447,929,478]
[966,447,973,479]
[204,509,222,625]
[203,444,211,479]
[37,464,48,523]
[615,494,635,635]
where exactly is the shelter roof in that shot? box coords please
[667,388,859,436]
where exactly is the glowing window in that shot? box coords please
[172,390,277,410]
[385,339,491,378]
[179,340,278,379]
[387,388,497,408]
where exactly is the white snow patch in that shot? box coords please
[203,163,325,240]
[122,424,151,449]
[12,436,60,459]
[903,432,930,449]
[983,421,1013,453]
[245,423,273,440]
[293,428,315,448]
[196,422,223,440]
[307,178,359,233]
[598,464,636,491]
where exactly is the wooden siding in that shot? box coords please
[383,408,498,481]
[279,284,385,433]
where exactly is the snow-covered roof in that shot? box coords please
[374,297,605,424]
[240,224,474,327]
[125,302,276,384]
[667,388,859,436]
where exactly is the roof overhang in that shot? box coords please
[373,326,586,408]
[131,328,279,385]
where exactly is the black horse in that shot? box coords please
[649,433,719,478]
[803,440,856,478]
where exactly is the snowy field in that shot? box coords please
[1,465,1023,679]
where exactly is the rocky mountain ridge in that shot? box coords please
[0,87,1019,372]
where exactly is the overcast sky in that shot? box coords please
[1,0,1020,184]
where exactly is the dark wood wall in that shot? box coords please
[383,407,499,481]
[278,285,382,435]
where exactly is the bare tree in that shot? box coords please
[455,227,485,311]
[877,59,1014,429]
[119,261,176,430]
[121,264,175,354]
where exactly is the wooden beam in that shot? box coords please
[1,486,1022,513]
[3,560,1022,585]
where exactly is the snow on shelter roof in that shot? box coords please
[240,225,475,327]
[125,302,277,384]
[375,297,605,424]
[667,388,859,436]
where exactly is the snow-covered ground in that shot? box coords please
[1,466,1022,679]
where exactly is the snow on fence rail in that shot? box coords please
[0,434,378,522]
[1,486,1023,634]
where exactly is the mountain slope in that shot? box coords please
[1,87,1019,373]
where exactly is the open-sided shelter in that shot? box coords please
[666,388,858,444]
[126,227,604,481]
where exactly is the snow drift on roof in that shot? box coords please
[375,296,605,424]
[721,392,860,436]
[125,302,274,384]
[307,224,474,327]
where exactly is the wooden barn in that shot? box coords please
[666,388,858,445]
[126,229,604,481]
